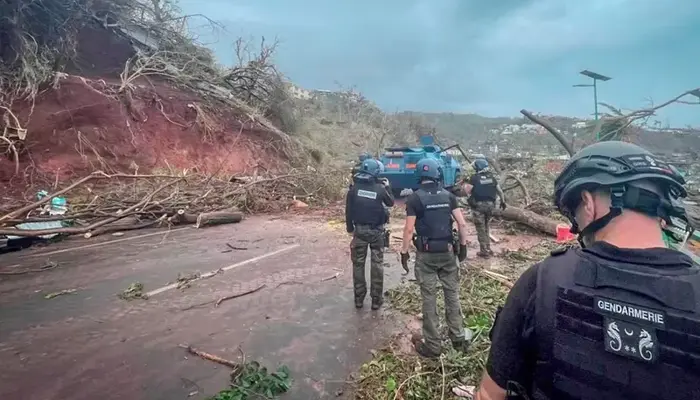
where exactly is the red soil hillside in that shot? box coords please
[0,24,285,196]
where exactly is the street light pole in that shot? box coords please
[574,70,612,140]
[593,78,599,121]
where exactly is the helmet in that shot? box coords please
[360,158,382,177]
[473,153,486,160]
[358,152,372,162]
[416,158,442,182]
[376,160,385,174]
[473,158,489,172]
[554,141,686,234]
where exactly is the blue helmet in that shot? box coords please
[376,160,385,174]
[358,152,372,162]
[360,158,382,177]
[416,158,442,182]
[473,158,489,172]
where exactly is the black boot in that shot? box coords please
[477,251,491,259]
[414,341,440,359]
[452,340,470,353]
[355,297,364,309]
[371,296,383,310]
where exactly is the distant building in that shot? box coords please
[287,84,311,100]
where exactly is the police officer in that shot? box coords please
[463,158,506,258]
[346,158,395,310]
[474,141,700,400]
[400,158,470,358]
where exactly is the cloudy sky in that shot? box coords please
[179,0,700,126]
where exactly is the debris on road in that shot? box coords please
[118,282,148,300]
[176,272,202,290]
[180,344,293,400]
[0,169,345,245]
[225,243,248,251]
[211,361,292,400]
[320,272,341,282]
[216,284,266,307]
[0,261,58,276]
[44,288,77,299]
[180,344,241,369]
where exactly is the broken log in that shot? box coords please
[168,209,199,225]
[492,205,560,236]
[195,210,244,229]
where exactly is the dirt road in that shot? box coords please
[0,212,544,399]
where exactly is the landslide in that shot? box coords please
[0,0,300,197]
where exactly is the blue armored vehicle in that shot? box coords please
[379,135,463,197]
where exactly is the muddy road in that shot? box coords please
[0,212,543,399]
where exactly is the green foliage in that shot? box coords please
[354,274,508,399]
[208,362,292,400]
[356,240,561,399]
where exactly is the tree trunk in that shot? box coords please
[195,210,244,228]
[492,206,562,236]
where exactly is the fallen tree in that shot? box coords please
[466,204,562,237]
[0,167,346,239]
[492,205,561,236]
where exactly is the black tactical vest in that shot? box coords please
[531,247,700,400]
[414,187,453,252]
[350,179,387,227]
[471,171,497,202]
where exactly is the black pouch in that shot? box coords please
[418,236,450,253]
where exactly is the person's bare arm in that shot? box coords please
[474,371,507,400]
[462,182,474,196]
[451,208,469,246]
[496,182,506,204]
[401,216,416,253]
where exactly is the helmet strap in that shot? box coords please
[575,184,682,248]
[575,186,625,248]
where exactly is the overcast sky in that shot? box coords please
[180,0,700,127]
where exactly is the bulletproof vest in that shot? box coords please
[471,171,497,202]
[531,248,700,400]
[350,179,387,227]
[414,187,453,252]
